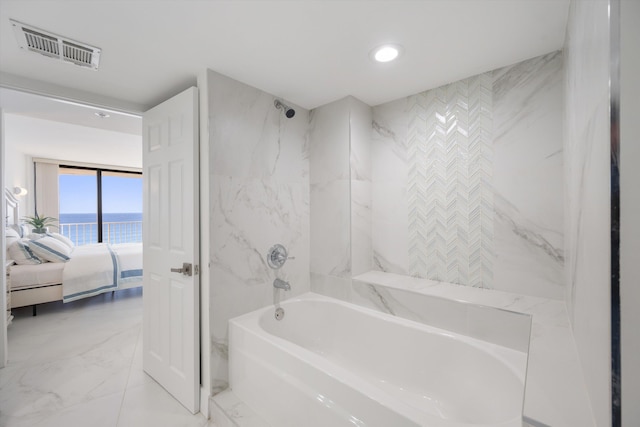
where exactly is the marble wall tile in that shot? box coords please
[370,52,564,300]
[309,98,350,185]
[371,97,411,177]
[348,96,372,181]
[205,70,310,394]
[348,97,373,275]
[209,176,310,393]
[351,179,372,275]
[492,51,564,298]
[371,180,409,274]
[308,96,373,296]
[492,195,564,299]
[310,272,353,301]
[310,179,350,277]
[371,97,410,275]
[563,1,612,425]
[210,176,309,291]
[309,97,352,281]
[208,71,309,183]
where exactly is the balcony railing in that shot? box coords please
[59,221,143,246]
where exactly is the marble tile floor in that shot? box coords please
[0,288,214,427]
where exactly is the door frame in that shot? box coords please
[196,73,211,413]
[1,108,8,368]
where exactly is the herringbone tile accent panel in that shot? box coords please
[408,73,494,287]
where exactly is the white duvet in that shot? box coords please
[114,243,143,285]
[62,243,142,302]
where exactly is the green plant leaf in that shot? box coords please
[22,214,59,229]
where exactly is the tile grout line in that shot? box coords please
[115,322,142,427]
[4,298,139,427]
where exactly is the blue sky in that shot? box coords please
[59,174,142,214]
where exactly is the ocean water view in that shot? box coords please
[59,213,143,245]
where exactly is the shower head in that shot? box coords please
[274,99,295,118]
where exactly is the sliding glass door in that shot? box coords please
[101,171,143,244]
[59,167,98,245]
[58,166,142,245]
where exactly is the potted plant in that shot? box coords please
[22,214,58,234]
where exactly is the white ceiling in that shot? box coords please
[0,0,570,132]
[0,87,142,134]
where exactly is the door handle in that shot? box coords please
[170,262,192,277]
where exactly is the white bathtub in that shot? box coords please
[229,293,527,427]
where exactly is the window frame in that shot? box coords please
[58,164,142,243]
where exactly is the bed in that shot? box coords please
[5,188,143,314]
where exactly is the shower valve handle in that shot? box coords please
[267,244,292,269]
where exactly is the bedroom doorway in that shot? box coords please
[0,88,143,361]
[2,86,207,416]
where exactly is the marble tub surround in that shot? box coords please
[492,51,564,300]
[348,97,373,276]
[563,1,612,425]
[309,96,372,292]
[204,69,310,394]
[351,274,531,353]
[371,51,564,300]
[331,271,593,427]
[371,97,411,275]
[309,98,350,279]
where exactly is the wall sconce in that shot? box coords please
[13,187,28,197]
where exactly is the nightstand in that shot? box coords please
[6,259,14,325]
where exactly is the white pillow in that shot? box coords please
[8,239,43,265]
[9,224,28,238]
[46,232,75,249]
[19,224,30,238]
[28,236,72,263]
[6,228,20,247]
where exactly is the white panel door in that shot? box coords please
[142,87,199,413]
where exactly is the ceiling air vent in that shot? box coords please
[11,19,101,70]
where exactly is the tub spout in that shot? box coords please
[274,278,291,291]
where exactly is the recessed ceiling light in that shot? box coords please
[95,111,110,119]
[370,44,403,63]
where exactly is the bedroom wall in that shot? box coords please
[3,114,33,216]
[203,70,310,394]
[3,114,142,216]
